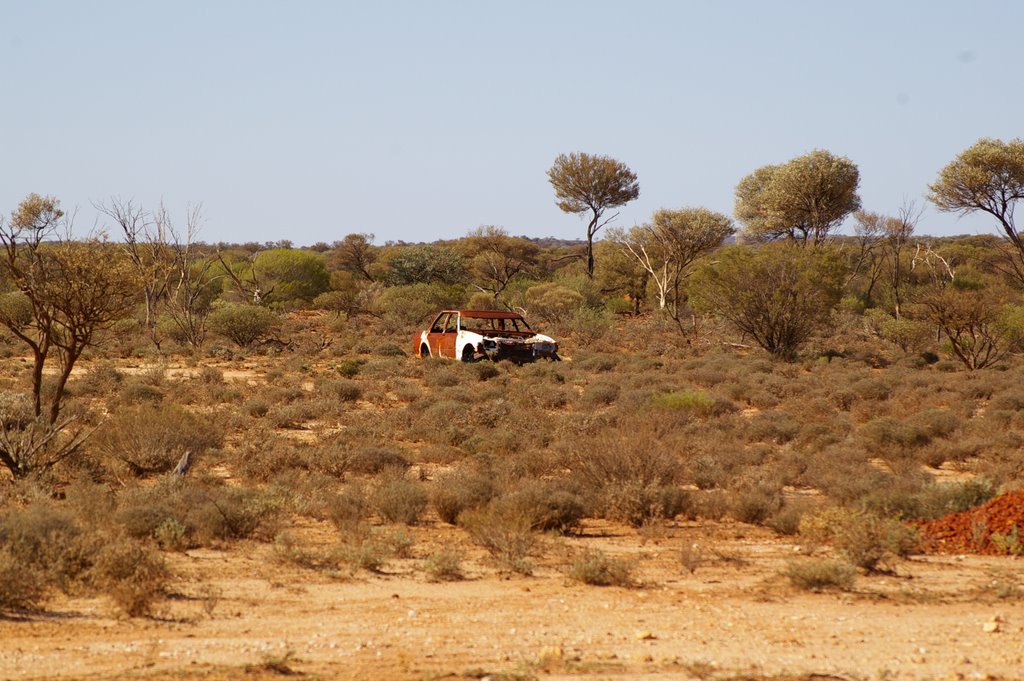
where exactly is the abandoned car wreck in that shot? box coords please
[414,310,560,362]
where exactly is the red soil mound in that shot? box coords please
[916,488,1024,555]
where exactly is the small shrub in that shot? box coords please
[245,399,270,418]
[581,381,620,407]
[744,411,800,444]
[650,390,718,418]
[154,518,190,552]
[914,479,997,520]
[690,455,727,490]
[850,376,892,402]
[76,361,124,397]
[803,509,919,571]
[337,531,394,573]
[601,481,688,527]
[766,500,814,536]
[198,366,224,384]
[460,503,536,574]
[93,404,223,476]
[988,390,1024,412]
[473,363,500,381]
[319,378,363,402]
[376,343,406,357]
[120,381,165,405]
[90,536,170,617]
[324,485,369,536]
[208,303,279,347]
[990,527,1024,556]
[860,417,931,454]
[694,490,730,520]
[372,478,428,525]
[300,447,350,481]
[679,542,702,574]
[0,503,96,591]
[431,466,496,525]
[567,549,635,587]
[273,531,329,571]
[0,549,47,612]
[333,359,363,378]
[728,480,783,525]
[117,480,280,547]
[267,402,317,429]
[348,446,409,475]
[424,550,464,582]
[784,559,856,591]
[506,482,585,535]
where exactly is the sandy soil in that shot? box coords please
[1,520,1020,681]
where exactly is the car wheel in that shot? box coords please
[461,345,475,362]
[420,344,430,358]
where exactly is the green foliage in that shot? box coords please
[564,307,614,345]
[910,286,1024,369]
[383,245,467,286]
[0,292,32,328]
[929,138,1024,252]
[226,249,329,308]
[650,390,716,417]
[464,226,539,297]
[524,283,584,323]
[611,207,734,318]
[208,303,279,346]
[735,149,861,244]
[865,309,931,352]
[370,282,467,329]
[690,243,847,360]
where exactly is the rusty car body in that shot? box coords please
[414,310,559,362]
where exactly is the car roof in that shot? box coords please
[449,310,525,320]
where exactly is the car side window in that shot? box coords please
[430,313,448,333]
[445,314,458,332]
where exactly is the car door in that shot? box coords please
[438,312,458,358]
[426,312,449,356]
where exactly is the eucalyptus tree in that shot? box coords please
[735,149,861,246]
[929,138,1024,283]
[548,152,639,277]
[613,207,734,325]
[0,194,140,477]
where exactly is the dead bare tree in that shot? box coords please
[888,201,922,318]
[162,205,220,351]
[216,250,274,305]
[97,198,175,349]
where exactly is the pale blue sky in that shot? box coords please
[2,1,1021,245]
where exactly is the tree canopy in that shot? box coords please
[929,138,1024,281]
[734,149,861,245]
[612,207,733,323]
[547,152,639,277]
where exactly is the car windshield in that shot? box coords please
[461,315,531,333]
